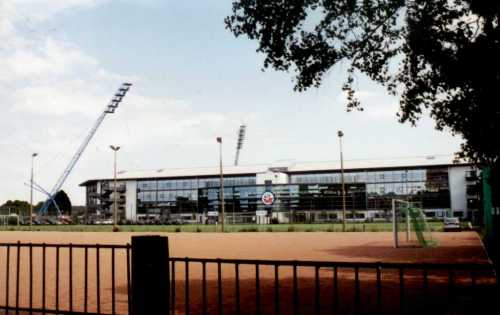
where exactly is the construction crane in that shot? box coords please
[38,83,132,216]
[234,124,246,166]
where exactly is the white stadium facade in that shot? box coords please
[80,157,481,224]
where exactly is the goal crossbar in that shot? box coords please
[392,199,434,248]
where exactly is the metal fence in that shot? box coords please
[0,242,131,314]
[0,238,498,315]
[169,258,497,315]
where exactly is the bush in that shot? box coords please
[175,227,181,233]
[239,227,258,232]
[326,227,334,232]
[305,228,313,232]
[270,218,279,224]
[196,227,202,233]
[287,226,296,232]
[266,227,273,232]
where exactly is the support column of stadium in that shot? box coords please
[25,181,63,215]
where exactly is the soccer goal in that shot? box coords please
[392,199,435,248]
[0,214,20,226]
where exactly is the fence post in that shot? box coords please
[131,236,170,315]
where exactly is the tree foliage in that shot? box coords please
[225,0,500,168]
[0,190,72,216]
[48,190,72,215]
[0,200,31,216]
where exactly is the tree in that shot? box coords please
[43,190,72,215]
[0,200,31,216]
[225,0,500,170]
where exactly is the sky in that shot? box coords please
[0,0,463,206]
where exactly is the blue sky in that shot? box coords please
[0,0,462,205]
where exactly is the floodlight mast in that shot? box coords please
[234,124,246,166]
[38,83,132,216]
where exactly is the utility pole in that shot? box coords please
[217,137,225,232]
[110,145,121,231]
[338,130,347,232]
[30,153,38,230]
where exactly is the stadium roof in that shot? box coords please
[80,155,471,186]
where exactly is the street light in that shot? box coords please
[217,137,225,232]
[110,145,121,231]
[30,152,38,230]
[338,130,347,232]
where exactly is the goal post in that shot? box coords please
[0,214,20,226]
[392,199,435,248]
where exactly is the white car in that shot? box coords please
[443,217,461,231]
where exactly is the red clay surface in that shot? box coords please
[0,231,493,314]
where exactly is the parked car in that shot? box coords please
[443,217,461,231]
[101,218,114,225]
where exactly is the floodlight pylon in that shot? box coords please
[234,124,246,166]
[38,83,132,216]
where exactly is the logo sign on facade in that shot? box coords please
[261,191,275,206]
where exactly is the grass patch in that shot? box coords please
[0,222,444,233]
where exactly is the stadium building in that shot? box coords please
[80,157,481,224]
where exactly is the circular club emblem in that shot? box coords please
[261,191,275,206]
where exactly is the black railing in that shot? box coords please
[0,238,498,315]
[0,242,131,315]
[169,257,497,315]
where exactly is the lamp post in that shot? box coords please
[338,130,347,232]
[217,137,225,232]
[30,153,38,230]
[110,145,121,231]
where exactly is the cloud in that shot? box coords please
[0,1,249,205]
[1,0,107,26]
[335,89,399,119]
[0,39,98,81]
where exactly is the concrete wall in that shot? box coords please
[448,166,469,216]
[256,171,289,185]
[96,182,101,206]
[125,180,137,221]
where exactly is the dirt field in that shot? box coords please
[0,231,494,314]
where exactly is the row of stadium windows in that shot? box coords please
[136,183,450,214]
[137,176,256,191]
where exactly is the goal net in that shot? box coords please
[0,214,19,226]
[392,199,435,248]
